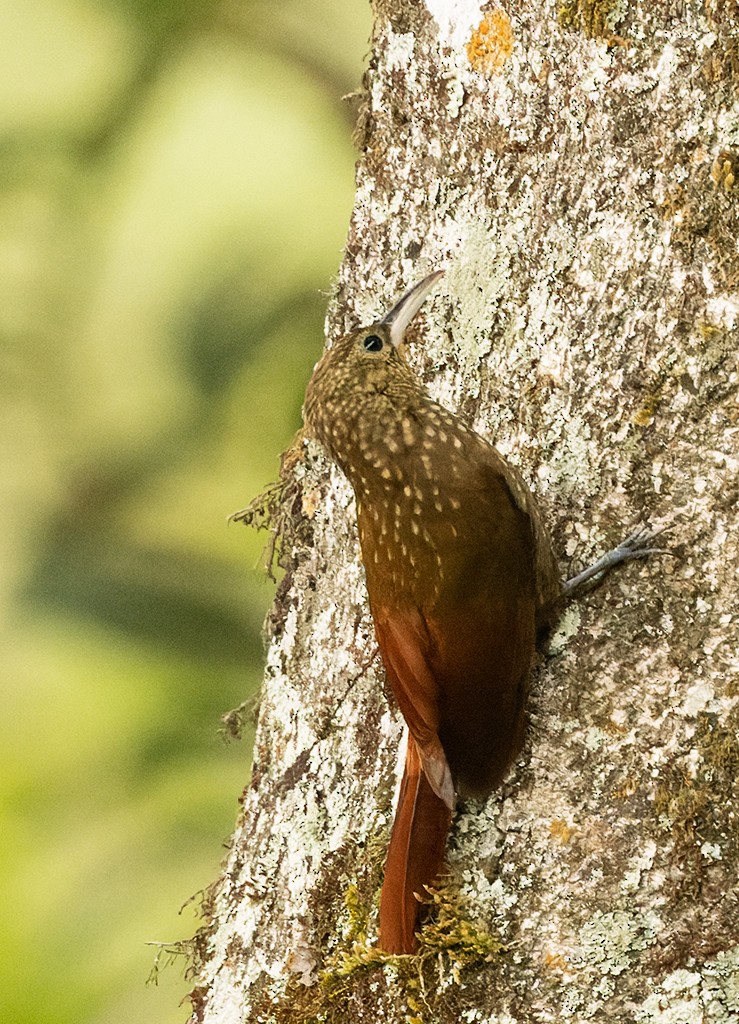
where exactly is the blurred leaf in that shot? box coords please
[0,0,370,1022]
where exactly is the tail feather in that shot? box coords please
[378,737,453,954]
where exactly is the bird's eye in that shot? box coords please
[363,334,383,353]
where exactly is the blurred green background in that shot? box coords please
[0,1,369,1021]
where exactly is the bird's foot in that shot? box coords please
[561,524,673,600]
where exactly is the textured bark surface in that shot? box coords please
[190,2,739,1021]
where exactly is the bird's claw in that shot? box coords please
[561,522,675,599]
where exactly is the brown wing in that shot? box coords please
[424,591,536,796]
[486,450,561,620]
[367,449,540,797]
[374,588,534,801]
[372,606,455,809]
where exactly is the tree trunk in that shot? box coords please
[190,2,739,1020]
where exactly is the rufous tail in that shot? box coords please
[378,736,453,954]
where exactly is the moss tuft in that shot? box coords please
[558,0,628,39]
[711,150,738,194]
[260,881,504,1023]
[654,709,739,863]
[321,881,504,1021]
[230,429,321,579]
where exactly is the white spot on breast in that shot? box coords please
[403,484,412,498]
[381,467,392,480]
[402,418,415,446]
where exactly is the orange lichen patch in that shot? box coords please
[548,819,575,844]
[543,950,570,971]
[632,389,662,427]
[466,9,514,75]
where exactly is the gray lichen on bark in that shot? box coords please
[190,1,739,1021]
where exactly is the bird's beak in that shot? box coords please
[381,270,444,349]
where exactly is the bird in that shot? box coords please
[302,270,563,954]
[302,271,660,954]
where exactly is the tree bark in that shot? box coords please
[190,2,739,1021]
